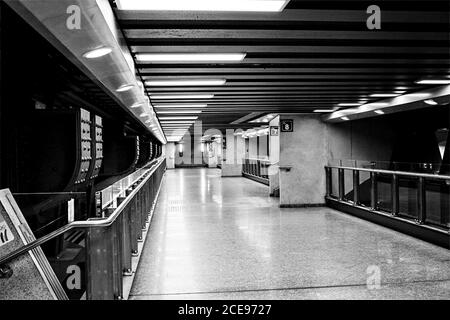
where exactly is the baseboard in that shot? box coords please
[280,203,325,208]
[326,197,449,249]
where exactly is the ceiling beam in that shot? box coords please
[116,9,447,24]
[125,29,447,42]
[131,45,449,54]
[139,67,450,74]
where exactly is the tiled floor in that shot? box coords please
[129,169,450,300]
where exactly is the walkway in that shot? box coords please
[130,169,450,300]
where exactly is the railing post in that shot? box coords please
[325,167,332,197]
[417,177,426,224]
[86,223,121,300]
[370,172,378,210]
[338,168,345,201]
[353,170,360,206]
[391,174,399,216]
[117,196,132,276]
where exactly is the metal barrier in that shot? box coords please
[0,158,166,299]
[325,165,450,246]
[242,158,270,185]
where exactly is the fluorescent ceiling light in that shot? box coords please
[82,46,112,59]
[161,121,196,124]
[369,93,400,98]
[116,84,134,92]
[424,99,438,105]
[131,103,143,108]
[151,95,214,100]
[136,53,246,62]
[158,110,203,114]
[314,109,336,113]
[139,113,148,117]
[146,79,226,86]
[405,92,430,98]
[116,0,290,12]
[366,103,389,107]
[159,116,198,120]
[337,103,361,107]
[154,104,208,108]
[374,110,385,115]
[416,79,450,85]
[341,117,350,121]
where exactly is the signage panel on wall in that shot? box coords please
[270,126,279,136]
[281,120,294,132]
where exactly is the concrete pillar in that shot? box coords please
[269,116,280,196]
[279,115,328,207]
[165,143,176,169]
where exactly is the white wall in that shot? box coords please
[279,115,328,207]
[269,116,280,163]
[165,142,176,169]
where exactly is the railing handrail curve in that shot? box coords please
[326,165,450,181]
[0,158,165,267]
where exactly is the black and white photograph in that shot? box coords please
[0,0,449,309]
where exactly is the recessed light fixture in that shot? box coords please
[136,53,246,62]
[405,93,431,98]
[161,121,196,124]
[314,109,336,113]
[151,95,214,100]
[337,103,361,107]
[146,79,226,86]
[341,117,350,121]
[159,116,198,120]
[116,0,290,12]
[369,93,400,98]
[374,110,385,115]
[154,104,208,108]
[367,103,389,107]
[416,79,450,85]
[116,84,134,92]
[424,99,438,105]
[157,110,203,114]
[82,46,112,59]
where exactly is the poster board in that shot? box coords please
[0,189,68,300]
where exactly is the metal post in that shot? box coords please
[353,170,360,206]
[370,172,378,210]
[325,167,332,197]
[338,168,345,201]
[86,225,115,300]
[391,174,399,216]
[417,177,426,224]
[117,197,132,276]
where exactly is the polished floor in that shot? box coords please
[130,169,450,300]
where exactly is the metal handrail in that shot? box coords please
[99,159,158,210]
[326,165,450,181]
[0,158,165,267]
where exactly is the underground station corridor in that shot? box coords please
[0,0,449,306]
[130,169,450,300]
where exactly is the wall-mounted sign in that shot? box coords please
[281,119,294,132]
[270,126,279,136]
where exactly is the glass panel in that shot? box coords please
[47,228,88,300]
[343,169,354,202]
[358,170,372,207]
[330,167,339,198]
[398,176,418,220]
[425,178,450,229]
[377,173,392,213]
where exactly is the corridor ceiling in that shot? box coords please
[112,0,450,135]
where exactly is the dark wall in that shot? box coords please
[328,105,450,170]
